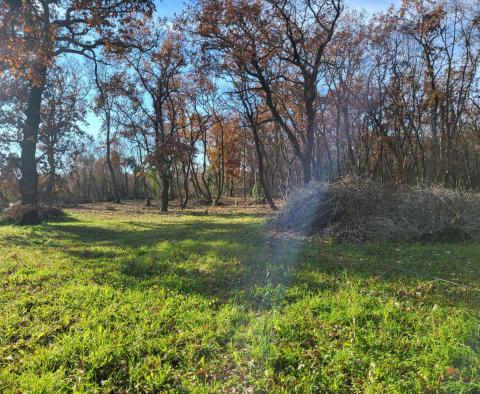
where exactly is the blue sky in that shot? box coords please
[154,0,402,18]
[344,0,401,14]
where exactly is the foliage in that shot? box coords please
[141,164,161,199]
[3,0,480,210]
[38,65,90,196]
[0,0,155,207]
[251,182,264,202]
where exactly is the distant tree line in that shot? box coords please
[1,0,479,219]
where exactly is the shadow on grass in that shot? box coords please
[4,214,480,312]
[0,212,79,228]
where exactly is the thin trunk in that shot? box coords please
[45,147,56,197]
[201,132,212,203]
[243,132,247,201]
[190,163,203,200]
[106,112,121,203]
[124,167,129,197]
[252,125,277,211]
[215,121,225,203]
[181,162,191,209]
[175,163,184,206]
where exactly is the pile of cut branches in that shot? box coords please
[269,177,480,242]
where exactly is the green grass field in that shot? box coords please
[1,204,479,393]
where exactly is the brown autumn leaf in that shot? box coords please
[444,366,460,380]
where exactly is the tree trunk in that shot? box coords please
[175,163,184,206]
[303,94,315,185]
[252,126,277,211]
[45,147,56,198]
[20,68,47,209]
[105,112,121,203]
[19,68,47,225]
[161,176,169,213]
[201,133,212,204]
[181,162,190,209]
[190,163,202,199]
[124,167,129,197]
[243,134,247,201]
[214,121,225,204]
[301,155,312,185]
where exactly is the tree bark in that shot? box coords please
[105,112,121,203]
[161,175,169,212]
[181,161,191,209]
[201,132,212,204]
[20,67,47,209]
[251,126,277,211]
[45,147,56,198]
[301,155,312,185]
[214,120,225,203]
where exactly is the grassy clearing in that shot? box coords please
[1,203,479,393]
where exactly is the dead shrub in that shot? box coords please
[1,204,67,225]
[269,177,480,243]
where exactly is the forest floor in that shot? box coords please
[1,201,479,393]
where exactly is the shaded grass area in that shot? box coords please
[0,208,479,393]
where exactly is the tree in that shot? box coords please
[178,70,216,208]
[38,65,88,200]
[230,69,277,209]
[196,0,343,184]
[115,25,187,212]
[207,114,243,203]
[93,68,122,203]
[0,0,154,222]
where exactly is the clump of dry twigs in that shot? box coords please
[269,177,480,243]
[1,203,66,225]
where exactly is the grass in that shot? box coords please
[0,203,479,393]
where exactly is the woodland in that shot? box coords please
[1,0,480,392]
[1,0,479,213]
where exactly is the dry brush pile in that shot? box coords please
[269,177,480,243]
[1,203,66,225]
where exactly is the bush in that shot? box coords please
[269,177,480,243]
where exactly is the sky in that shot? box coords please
[154,0,403,17]
[86,0,402,139]
[345,0,401,14]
